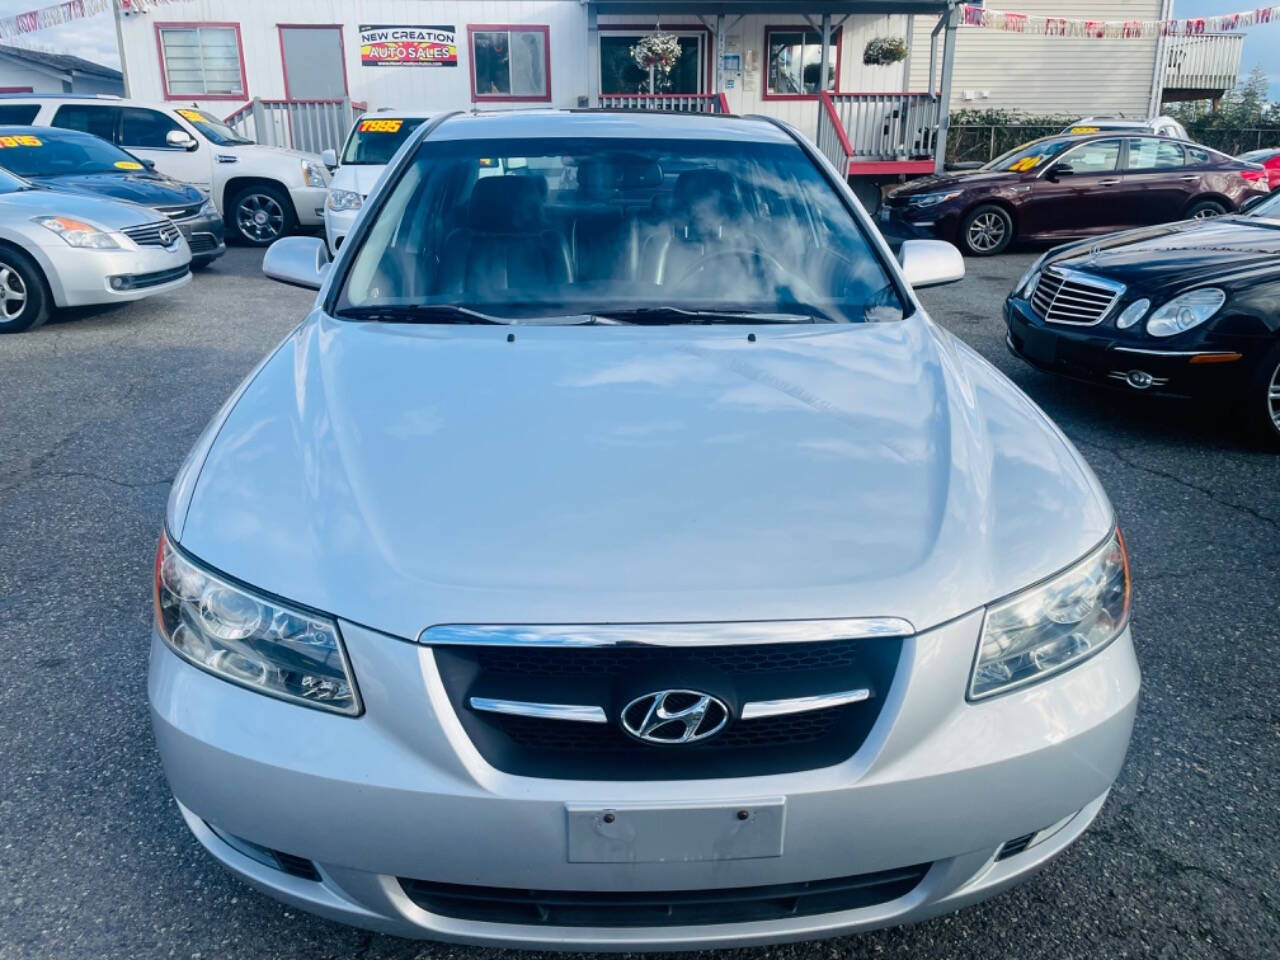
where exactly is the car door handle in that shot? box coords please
[1179,175,1200,181]
[1097,178,1121,186]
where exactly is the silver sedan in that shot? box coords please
[0,166,190,333]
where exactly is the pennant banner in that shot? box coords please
[0,0,194,40]
[963,3,1280,38]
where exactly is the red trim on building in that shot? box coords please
[597,22,715,95]
[467,24,552,103]
[762,24,843,101]
[277,23,349,100]
[846,160,935,175]
[819,91,854,157]
[154,21,248,101]
[716,92,731,114]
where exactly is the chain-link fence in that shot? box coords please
[947,123,1280,165]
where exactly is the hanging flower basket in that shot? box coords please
[630,32,683,92]
[863,37,909,66]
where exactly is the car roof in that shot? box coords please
[361,110,435,120]
[0,93,188,112]
[0,123,92,137]
[430,109,793,144]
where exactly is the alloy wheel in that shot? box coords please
[967,212,1007,253]
[236,193,286,243]
[1192,206,1222,219]
[1268,360,1280,432]
[0,263,28,322]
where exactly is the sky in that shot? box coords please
[0,0,1275,99]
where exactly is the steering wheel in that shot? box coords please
[668,249,819,303]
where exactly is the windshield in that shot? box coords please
[174,108,252,146]
[0,131,142,177]
[0,165,31,193]
[1239,148,1279,163]
[341,117,427,165]
[335,136,903,324]
[984,138,1075,173]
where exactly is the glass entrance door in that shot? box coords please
[600,33,704,94]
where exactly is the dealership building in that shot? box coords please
[113,0,1192,184]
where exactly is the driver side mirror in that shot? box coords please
[140,158,156,170]
[166,129,198,151]
[1047,162,1075,181]
[263,236,330,291]
[898,239,965,288]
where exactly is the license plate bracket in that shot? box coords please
[566,799,785,863]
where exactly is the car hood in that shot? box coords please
[227,142,322,163]
[331,164,385,196]
[890,169,1018,198]
[0,185,158,229]
[175,313,1112,639]
[26,172,202,208]
[1050,217,1280,288]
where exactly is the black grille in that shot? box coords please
[1030,270,1121,325]
[399,864,929,927]
[188,232,220,253]
[114,265,189,290]
[432,637,901,780]
[123,219,181,248]
[996,833,1036,861]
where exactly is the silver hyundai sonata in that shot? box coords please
[150,110,1138,949]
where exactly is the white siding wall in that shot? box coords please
[0,58,64,93]
[909,0,1163,116]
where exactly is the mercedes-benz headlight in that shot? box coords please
[1014,255,1046,298]
[326,188,362,212]
[302,159,328,188]
[970,530,1130,700]
[35,216,120,250]
[154,533,360,715]
[1145,288,1225,338]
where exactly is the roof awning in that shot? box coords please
[587,1,951,16]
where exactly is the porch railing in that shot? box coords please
[1164,33,1243,99]
[223,98,364,154]
[599,93,730,114]
[817,92,941,171]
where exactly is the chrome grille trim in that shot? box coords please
[1030,268,1124,326]
[419,618,915,647]
[123,219,181,248]
[739,688,872,720]
[469,698,608,723]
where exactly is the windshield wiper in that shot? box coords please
[335,304,599,325]
[592,306,833,325]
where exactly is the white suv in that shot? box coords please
[0,95,330,246]
[1063,115,1190,140]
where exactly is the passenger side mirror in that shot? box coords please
[166,129,198,151]
[1241,193,1267,213]
[263,236,330,291]
[898,239,965,288]
[140,158,156,170]
[321,148,338,168]
[1047,162,1075,180]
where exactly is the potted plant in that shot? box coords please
[863,37,909,67]
[630,32,682,93]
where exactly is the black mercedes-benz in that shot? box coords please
[1005,191,1280,447]
[0,125,224,267]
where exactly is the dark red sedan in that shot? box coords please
[1238,148,1280,191]
[882,133,1270,256]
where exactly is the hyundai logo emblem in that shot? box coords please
[620,689,730,744]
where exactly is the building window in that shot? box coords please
[469,25,550,102]
[764,27,839,98]
[156,23,246,99]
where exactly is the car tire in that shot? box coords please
[1186,199,1227,220]
[1247,342,1280,450]
[0,245,49,334]
[959,204,1014,256]
[227,184,296,246]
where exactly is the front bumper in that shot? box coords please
[324,205,359,253]
[1005,296,1262,399]
[150,609,1140,949]
[172,211,226,263]
[38,239,192,308]
[289,184,328,226]
[879,205,961,245]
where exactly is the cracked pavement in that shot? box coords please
[1,247,1277,959]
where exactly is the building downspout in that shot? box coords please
[1148,0,1174,116]
[111,0,130,98]
[934,3,958,175]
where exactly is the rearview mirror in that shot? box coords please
[1047,162,1075,180]
[898,239,965,288]
[1241,193,1267,213]
[321,148,338,168]
[166,129,198,151]
[263,236,330,291]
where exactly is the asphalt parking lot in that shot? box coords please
[1,245,1277,960]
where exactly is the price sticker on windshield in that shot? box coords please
[358,118,403,134]
[0,135,41,148]
[176,109,208,124]
[114,160,144,170]
[1069,126,1101,134]
[1008,156,1044,173]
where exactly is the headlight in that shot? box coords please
[34,216,120,250]
[302,159,328,188]
[198,198,217,217]
[154,533,361,715]
[970,530,1130,700]
[1145,288,1225,337]
[907,190,962,208]
[1115,298,1150,329]
[326,188,363,212]
[1014,256,1046,297]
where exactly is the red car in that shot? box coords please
[883,133,1270,255]
[1238,148,1280,190]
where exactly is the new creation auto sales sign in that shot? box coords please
[359,25,458,67]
